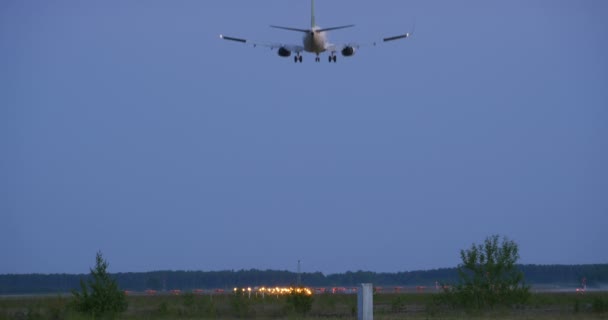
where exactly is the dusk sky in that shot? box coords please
[2,0,607,275]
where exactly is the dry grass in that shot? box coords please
[0,292,606,319]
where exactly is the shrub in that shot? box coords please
[230,290,253,318]
[592,297,608,313]
[286,289,313,315]
[441,235,530,310]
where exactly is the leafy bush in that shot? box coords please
[182,292,195,308]
[391,295,407,313]
[156,301,169,316]
[229,290,254,318]
[592,297,608,313]
[286,289,313,315]
[440,235,530,311]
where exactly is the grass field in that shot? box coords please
[1,292,607,319]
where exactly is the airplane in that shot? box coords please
[219,0,412,63]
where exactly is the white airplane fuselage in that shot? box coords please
[303,27,328,54]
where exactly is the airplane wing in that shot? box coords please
[219,34,304,54]
[324,32,412,55]
[381,32,412,43]
[327,32,412,50]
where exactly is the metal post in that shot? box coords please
[358,283,373,320]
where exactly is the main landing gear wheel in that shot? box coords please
[294,55,303,63]
[329,55,337,63]
[315,56,320,62]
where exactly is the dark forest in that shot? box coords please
[1,264,606,295]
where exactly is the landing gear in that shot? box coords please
[294,54,303,63]
[328,54,337,63]
[315,55,320,62]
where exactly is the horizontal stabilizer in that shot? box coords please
[383,33,410,42]
[270,25,310,33]
[316,25,355,33]
[219,34,247,43]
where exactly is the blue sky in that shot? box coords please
[1,0,607,275]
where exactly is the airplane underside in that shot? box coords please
[297,33,338,63]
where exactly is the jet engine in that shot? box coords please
[341,46,356,57]
[278,47,291,57]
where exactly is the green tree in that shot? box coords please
[445,235,530,310]
[72,251,128,318]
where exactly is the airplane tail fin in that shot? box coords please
[271,0,354,34]
[311,0,316,28]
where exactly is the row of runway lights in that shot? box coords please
[234,286,313,297]
[128,286,434,296]
[127,287,314,297]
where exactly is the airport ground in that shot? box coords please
[1,291,608,319]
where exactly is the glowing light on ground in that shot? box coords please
[233,286,313,296]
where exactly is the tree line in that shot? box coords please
[1,264,606,295]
